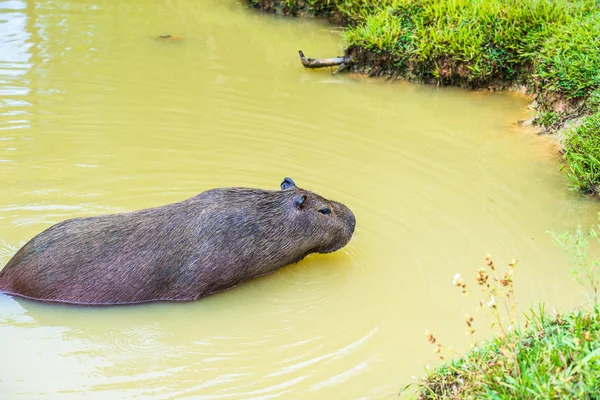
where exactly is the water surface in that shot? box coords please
[0,0,597,398]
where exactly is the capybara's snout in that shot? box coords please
[345,206,356,235]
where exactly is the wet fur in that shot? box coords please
[0,181,355,305]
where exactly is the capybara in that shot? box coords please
[0,178,355,305]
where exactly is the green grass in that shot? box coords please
[417,307,600,399]
[564,113,600,195]
[343,0,599,87]
[534,14,600,100]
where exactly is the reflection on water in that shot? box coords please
[0,0,597,398]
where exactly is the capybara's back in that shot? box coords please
[0,178,355,305]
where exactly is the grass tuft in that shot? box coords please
[534,14,600,100]
[418,307,600,399]
[563,113,600,195]
[343,0,600,88]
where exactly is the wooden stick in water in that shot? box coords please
[298,50,349,70]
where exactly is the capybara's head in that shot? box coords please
[279,177,355,254]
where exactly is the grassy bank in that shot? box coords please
[413,222,600,399]
[248,0,600,195]
[417,307,600,399]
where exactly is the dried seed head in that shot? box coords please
[476,268,489,286]
[484,254,495,270]
[425,330,436,344]
[500,270,513,287]
[453,273,468,293]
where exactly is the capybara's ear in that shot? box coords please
[281,177,295,190]
[294,195,307,210]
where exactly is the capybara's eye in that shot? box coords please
[318,207,331,215]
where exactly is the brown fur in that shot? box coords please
[0,179,355,305]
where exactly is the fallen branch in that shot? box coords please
[298,50,351,71]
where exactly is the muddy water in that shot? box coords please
[0,0,597,398]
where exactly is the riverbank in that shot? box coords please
[247,0,600,195]
[407,220,600,399]
[417,306,600,399]
[414,229,600,399]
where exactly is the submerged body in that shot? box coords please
[0,178,355,305]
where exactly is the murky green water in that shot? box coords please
[0,0,598,398]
